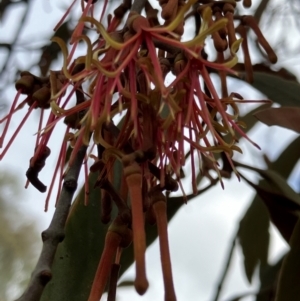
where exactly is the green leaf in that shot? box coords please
[41,172,109,301]
[271,136,300,179]
[275,216,300,301]
[254,107,300,133]
[236,136,300,293]
[229,67,299,140]
[240,103,271,135]
[251,72,300,107]
[236,163,300,243]
[237,163,300,207]
[238,197,270,283]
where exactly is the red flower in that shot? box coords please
[0,1,276,299]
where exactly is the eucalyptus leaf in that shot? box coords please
[236,162,300,208]
[237,136,300,293]
[41,172,108,301]
[235,161,300,243]
[251,72,300,107]
[238,197,269,283]
[240,103,271,135]
[254,107,300,133]
[271,136,300,179]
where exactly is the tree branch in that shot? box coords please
[15,145,87,301]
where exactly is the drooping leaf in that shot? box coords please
[275,216,300,301]
[255,184,300,244]
[254,107,300,133]
[41,172,109,301]
[251,72,300,107]
[240,103,271,135]
[271,136,300,179]
[236,136,300,296]
[236,163,300,208]
[231,64,300,107]
[236,163,300,243]
[235,61,300,301]
[238,197,270,283]
[230,66,299,142]
[233,63,298,83]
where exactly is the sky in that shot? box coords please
[0,0,298,300]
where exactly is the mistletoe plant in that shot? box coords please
[0,0,278,300]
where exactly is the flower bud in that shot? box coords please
[32,86,51,109]
[127,13,149,33]
[173,52,187,75]
[64,113,80,129]
[243,0,252,8]
[160,58,171,79]
[15,75,35,94]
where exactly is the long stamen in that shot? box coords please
[0,90,22,148]
[0,101,37,160]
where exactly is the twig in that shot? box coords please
[131,0,147,14]
[254,0,271,25]
[211,230,238,301]
[15,145,87,301]
[168,178,220,204]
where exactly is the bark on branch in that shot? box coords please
[15,145,87,301]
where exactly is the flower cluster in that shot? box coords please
[0,0,277,300]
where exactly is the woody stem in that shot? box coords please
[15,145,87,301]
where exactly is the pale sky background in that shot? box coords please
[0,0,299,300]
